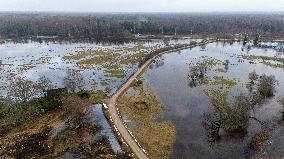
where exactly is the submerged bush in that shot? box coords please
[188,60,208,87]
[250,130,268,151]
[248,70,259,84]
[203,90,252,140]
[257,74,278,97]
[247,72,278,98]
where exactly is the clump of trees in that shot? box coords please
[203,90,252,141]
[1,76,61,126]
[0,70,88,132]
[257,74,278,97]
[248,71,278,98]
[203,72,278,141]
[188,60,208,87]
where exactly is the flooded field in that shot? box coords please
[143,41,284,159]
[2,38,284,158]
[0,39,196,96]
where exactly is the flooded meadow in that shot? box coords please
[142,41,284,158]
[0,39,196,97]
[1,38,284,158]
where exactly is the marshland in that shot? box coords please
[0,10,284,159]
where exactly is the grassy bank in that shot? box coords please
[117,80,176,159]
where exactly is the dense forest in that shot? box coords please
[0,12,284,40]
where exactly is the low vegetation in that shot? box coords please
[242,55,284,69]
[250,130,268,151]
[0,69,121,158]
[117,81,175,159]
[188,58,236,88]
[211,76,237,88]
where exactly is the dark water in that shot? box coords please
[143,42,284,159]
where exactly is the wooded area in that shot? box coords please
[0,13,284,40]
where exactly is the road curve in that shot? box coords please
[107,40,215,159]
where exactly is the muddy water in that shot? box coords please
[143,42,284,159]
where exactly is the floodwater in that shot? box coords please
[143,41,284,159]
[0,38,197,96]
[0,38,197,156]
[87,104,122,154]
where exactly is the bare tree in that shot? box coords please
[37,75,54,97]
[64,69,85,93]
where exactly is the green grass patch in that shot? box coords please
[90,90,107,102]
[212,76,237,87]
[214,68,226,73]
[202,57,223,67]
[105,69,126,78]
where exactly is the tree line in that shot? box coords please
[0,13,284,40]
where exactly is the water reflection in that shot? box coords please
[0,38,199,97]
[87,104,122,154]
[143,41,284,159]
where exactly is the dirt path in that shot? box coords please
[106,40,215,159]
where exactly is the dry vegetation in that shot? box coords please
[0,71,121,158]
[0,94,118,159]
[117,80,176,159]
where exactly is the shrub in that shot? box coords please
[35,88,67,112]
[248,70,259,84]
[77,90,91,99]
[36,97,61,112]
[203,90,252,139]
[250,130,268,151]
[257,74,278,97]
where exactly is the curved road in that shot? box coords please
[106,40,214,159]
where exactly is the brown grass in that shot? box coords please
[117,82,176,159]
[250,130,268,151]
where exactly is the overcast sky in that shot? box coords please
[0,0,284,12]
